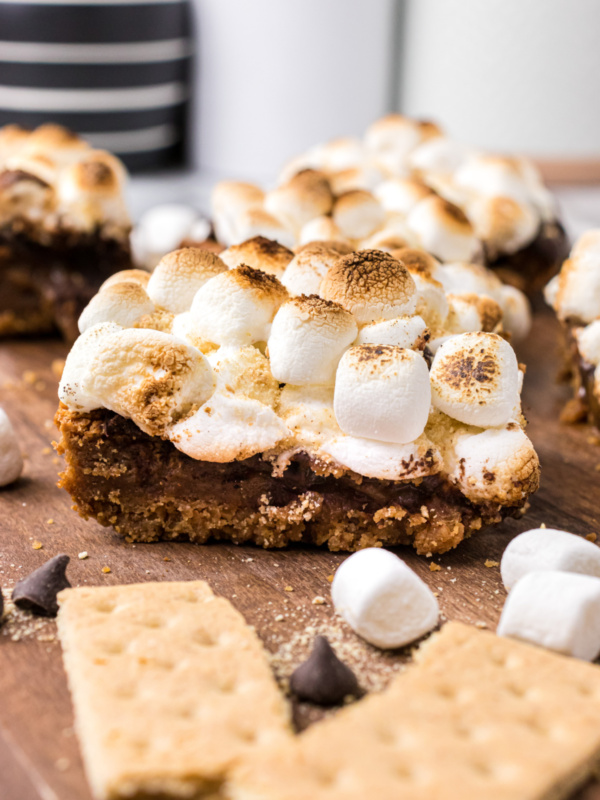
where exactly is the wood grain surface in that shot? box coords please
[1,309,600,800]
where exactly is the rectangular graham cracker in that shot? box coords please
[57,581,291,800]
[229,622,600,800]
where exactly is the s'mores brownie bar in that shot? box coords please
[212,114,567,296]
[55,241,539,555]
[545,230,600,430]
[0,124,132,341]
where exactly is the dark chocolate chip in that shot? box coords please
[290,635,360,706]
[12,555,71,617]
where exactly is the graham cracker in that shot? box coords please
[57,581,291,800]
[229,621,600,800]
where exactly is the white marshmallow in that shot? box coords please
[265,170,333,234]
[85,329,215,436]
[189,266,288,347]
[448,424,538,505]
[322,434,441,481]
[356,315,428,350]
[278,384,339,447]
[576,320,600,366]
[331,548,439,649]
[497,570,600,661]
[409,137,474,175]
[497,284,532,341]
[408,270,449,332]
[374,178,433,216]
[211,181,264,246]
[0,408,23,486]
[100,269,150,292]
[430,332,520,427]
[168,390,288,462]
[219,237,293,278]
[454,154,536,208]
[501,528,600,592]
[231,208,296,250]
[364,115,424,165]
[332,190,385,240]
[468,195,539,256]
[320,250,417,324]
[407,195,480,263]
[146,248,227,314]
[58,322,123,410]
[444,293,502,335]
[268,296,357,386]
[553,241,600,323]
[131,204,206,268]
[334,346,431,444]
[282,242,351,297]
[316,137,364,172]
[78,281,154,333]
[298,215,349,246]
[329,164,383,195]
[436,261,503,297]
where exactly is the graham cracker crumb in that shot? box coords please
[284,586,294,592]
[429,563,442,572]
[484,559,499,568]
[587,533,598,543]
[101,566,111,574]
[32,541,43,550]
[312,596,326,605]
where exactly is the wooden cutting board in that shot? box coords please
[1,308,600,800]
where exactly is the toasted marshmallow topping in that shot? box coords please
[189,265,288,346]
[208,345,279,407]
[332,190,385,240]
[78,281,154,333]
[282,241,352,296]
[59,322,123,410]
[211,180,264,245]
[232,207,296,250]
[169,391,288,463]
[322,433,441,482]
[265,169,333,234]
[449,424,539,505]
[268,295,357,386]
[334,345,431,444]
[320,250,417,323]
[575,320,600,367]
[409,137,474,175]
[436,260,503,296]
[298,215,348,246]
[430,332,520,427]
[497,284,532,341]
[550,232,600,324]
[130,204,211,270]
[407,195,480,263]
[100,269,150,292]
[468,195,539,257]
[278,384,339,447]
[356,315,429,350]
[445,293,503,335]
[147,248,227,314]
[364,114,426,166]
[0,124,130,240]
[374,177,433,216]
[329,164,383,195]
[220,236,294,278]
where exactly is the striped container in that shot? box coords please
[0,0,193,171]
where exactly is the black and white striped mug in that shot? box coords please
[0,0,193,171]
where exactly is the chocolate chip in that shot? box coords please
[12,555,71,617]
[290,635,360,706]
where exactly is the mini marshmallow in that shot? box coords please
[329,164,383,195]
[321,433,441,481]
[211,181,264,245]
[374,178,433,216]
[57,150,129,231]
[282,241,352,296]
[268,296,357,386]
[316,136,364,172]
[189,265,288,346]
[409,137,474,175]
[208,345,279,407]
[320,250,417,323]
[219,236,294,278]
[497,284,532,341]
[454,154,536,208]
[232,207,296,250]
[436,260,503,297]
[265,169,333,234]
[278,384,339,447]
[58,322,123,410]
[356,315,429,350]
[468,195,539,257]
[168,390,288,462]
[399,255,449,333]
[334,345,431,444]
[552,236,600,323]
[497,570,600,661]
[78,281,154,333]
[331,548,439,649]
[100,269,150,292]
[131,204,208,268]
[298,215,348,246]
[332,190,385,240]
[501,528,600,592]
[407,195,480,263]
[357,231,411,253]
[146,248,227,314]
[0,408,23,486]
[444,293,503,335]
[576,320,600,366]
[364,115,425,166]
[85,328,215,436]
[448,424,539,505]
[430,332,520,427]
